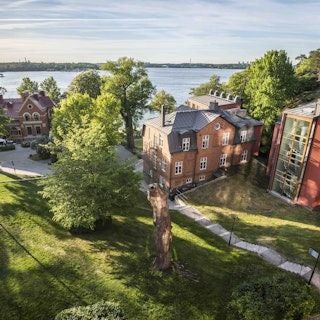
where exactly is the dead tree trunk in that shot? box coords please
[147,183,172,270]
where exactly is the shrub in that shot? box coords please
[228,273,315,320]
[21,141,30,148]
[0,144,15,151]
[30,140,38,150]
[55,301,125,320]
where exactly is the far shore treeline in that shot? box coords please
[0,61,248,72]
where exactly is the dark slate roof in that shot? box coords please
[188,94,239,106]
[144,105,262,153]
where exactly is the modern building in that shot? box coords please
[267,100,320,209]
[0,92,54,140]
[142,101,263,191]
[186,90,241,110]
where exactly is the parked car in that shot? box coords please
[0,138,7,145]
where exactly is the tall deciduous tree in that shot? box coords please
[190,74,223,96]
[296,48,320,80]
[102,57,155,151]
[17,77,39,95]
[226,69,249,99]
[244,50,296,152]
[150,90,176,113]
[68,70,101,98]
[40,93,139,230]
[40,76,61,103]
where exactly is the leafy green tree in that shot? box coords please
[0,108,9,136]
[190,74,223,96]
[296,48,320,79]
[226,69,249,99]
[228,273,315,320]
[17,77,39,95]
[68,69,101,98]
[40,76,61,103]
[41,94,139,230]
[244,50,296,152]
[150,90,176,113]
[102,57,155,151]
[52,92,122,146]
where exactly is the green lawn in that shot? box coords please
[187,161,320,267]
[0,172,319,320]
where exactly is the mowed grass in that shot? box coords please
[0,172,319,320]
[187,160,320,267]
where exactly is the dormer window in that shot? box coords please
[182,137,190,151]
[240,130,247,143]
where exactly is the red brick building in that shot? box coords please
[143,96,263,191]
[267,100,320,209]
[0,91,54,140]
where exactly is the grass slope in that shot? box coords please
[0,172,319,320]
[187,161,320,267]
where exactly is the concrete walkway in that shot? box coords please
[0,144,51,176]
[169,196,320,289]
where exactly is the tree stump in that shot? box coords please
[147,183,172,270]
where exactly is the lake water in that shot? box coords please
[0,68,240,122]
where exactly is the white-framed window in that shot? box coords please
[202,135,209,149]
[161,158,167,172]
[159,133,163,147]
[222,132,230,145]
[32,112,40,121]
[240,130,247,143]
[200,157,207,170]
[240,150,248,162]
[182,137,190,151]
[175,161,183,175]
[199,175,206,181]
[35,126,41,135]
[153,134,158,148]
[23,112,31,121]
[26,126,32,135]
[214,123,221,130]
[153,154,157,169]
[219,154,227,167]
[186,177,192,184]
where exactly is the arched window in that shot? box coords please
[33,112,40,121]
[23,112,31,121]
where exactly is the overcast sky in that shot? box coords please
[0,0,319,63]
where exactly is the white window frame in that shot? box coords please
[200,157,207,170]
[240,130,247,143]
[153,154,157,169]
[202,135,209,149]
[32,112,40,121]
[35,126,41,135]
[222,132,230,146]
[240,150,248,163]
[161,158,167,172]
[199,175,206,181]
[159,133,163,147]
[175,161,183,175]
[186,177,192,184]
[219,154,227,167]
[182,137,190,151]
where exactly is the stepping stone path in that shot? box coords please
[169,196,320,289]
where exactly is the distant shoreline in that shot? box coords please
[0,62,247,72]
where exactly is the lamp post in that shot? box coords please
[308,248,319,285]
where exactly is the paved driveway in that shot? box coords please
[0,144,51,176]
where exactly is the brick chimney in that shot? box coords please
[315,98,320,116]
[161,105,166,127]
